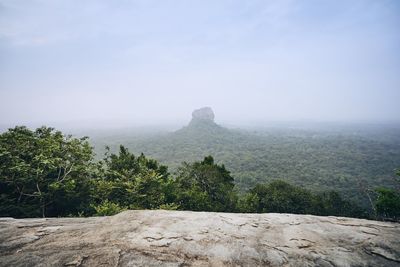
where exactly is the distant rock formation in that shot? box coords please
[1,210,399,266]
[191,107,215,123]
[185,107,225,133]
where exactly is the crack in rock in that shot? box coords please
[1,210,399,266]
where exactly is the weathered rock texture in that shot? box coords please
[0,210,399,266]
[191,107,215,123]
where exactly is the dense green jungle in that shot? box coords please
[1,112,399,220]
[88,119,400,210]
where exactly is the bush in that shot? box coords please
[91,200,126,216]
[158,203,180,210]
[375,187,400,221]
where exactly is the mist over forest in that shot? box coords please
[1,0,399,222]
[1,1,400,266]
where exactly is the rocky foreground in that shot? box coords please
[0,210,399,267]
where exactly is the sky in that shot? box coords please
[0,0,399,127]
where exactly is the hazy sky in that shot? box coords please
[0,0,399,126]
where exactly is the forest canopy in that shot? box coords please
[0,126,398,221]
[91,120,400,211]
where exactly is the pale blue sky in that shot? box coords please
[0,0,399,126]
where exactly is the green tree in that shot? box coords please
[174,156,238,212]
[375,188,400,220]
[317,190,366,218]
[374,168,400,222]
[241,180,315,214]
[240,180,365,218]
[91,145,174,214]
[0,126,94,218]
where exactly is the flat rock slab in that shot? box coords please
[0,210,399,266]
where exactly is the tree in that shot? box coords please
[174,156,238,212]
[240,180,365,218]
[317,190,366,218]
[0,125,375,220]
[374,170,400,221]
[91,145,173,214]
[0,126,94,218]
[375,188,400,220]
[241,180,315,214]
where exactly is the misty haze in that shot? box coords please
[0,1,399,266]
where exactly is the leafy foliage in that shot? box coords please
[91,145,174,211]
[174,156,237,212]
[0,126,94,217]
[91,200,126,216]
[1,126,395,221]
[375,186,400,221]
[101,122,400,209]
[239,180,366,218]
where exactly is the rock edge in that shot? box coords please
[0,210,399,266]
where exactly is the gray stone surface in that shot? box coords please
[0,210,399,266]
[191,107,215,122]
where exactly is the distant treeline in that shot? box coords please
[105,121,400,210]
[0,126,399,221]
